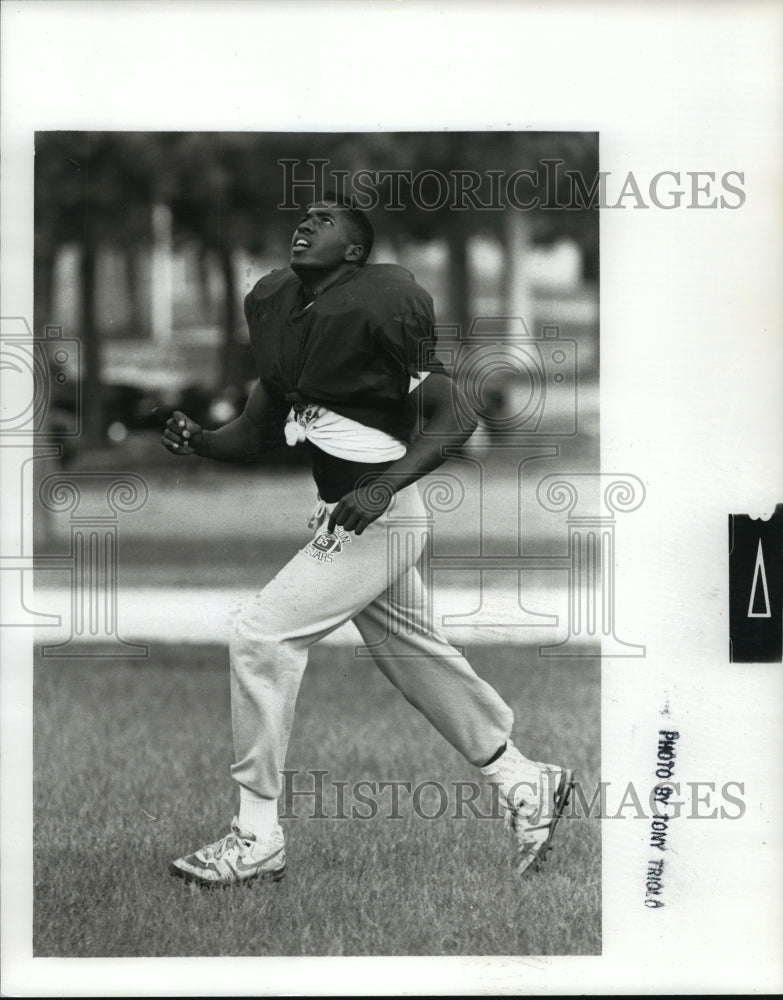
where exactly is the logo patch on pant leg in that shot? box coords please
[302,525,352,563]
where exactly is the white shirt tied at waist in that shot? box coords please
[284,372,429,464]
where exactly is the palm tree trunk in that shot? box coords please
[125,249,146,335]
[503,209,535,336]
[33,243,55,336]
[80,227,103,445]
[444,223,470,330]
[219,243,237,387]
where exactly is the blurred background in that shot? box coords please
[31,132,602,958]
[33,131,599,642]
[34,131,597,450]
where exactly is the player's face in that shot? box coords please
[290,203,361,270]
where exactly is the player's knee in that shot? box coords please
[228,597,285,651]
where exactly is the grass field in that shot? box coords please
[34,643,600,957]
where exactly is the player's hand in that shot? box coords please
[328,480,395,536]
[161,410,203,456]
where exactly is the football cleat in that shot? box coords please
[169,817,286,887]
[505,762,575,875]
[482,742,575,876]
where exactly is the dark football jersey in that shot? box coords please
[243,263,446,444]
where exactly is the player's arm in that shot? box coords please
[161,379,287,463]
[328,372,476,534]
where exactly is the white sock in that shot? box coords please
[480,741,540,782]
[238,789,278,839]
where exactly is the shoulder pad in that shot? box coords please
[355,264,433,311]
[245,267,298,304]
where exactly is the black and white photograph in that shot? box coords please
[1,2,781,996]
[30,129,601,957]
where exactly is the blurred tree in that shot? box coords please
[324,131,598,331]
[35,132,166,444]
[34,130,598,446]
[163,132,332,385]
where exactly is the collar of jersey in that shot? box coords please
[292,266,361,316]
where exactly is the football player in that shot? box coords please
[162,197,573,886]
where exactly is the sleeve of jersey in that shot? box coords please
[243,268,292,325]
[371,285,449,379]
[243,269,295,398]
